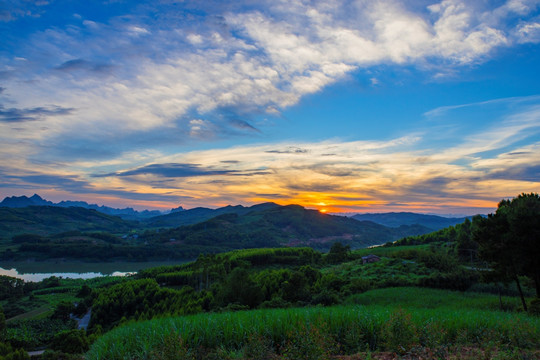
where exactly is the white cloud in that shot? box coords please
[0,0,539,172]
[517,21,540,42]
[127,25,150,36]
[186,33,203,45]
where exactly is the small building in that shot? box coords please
[361,254,381,264]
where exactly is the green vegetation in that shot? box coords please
[0,274,125,359]
[475,193,540,310]
[87,294,540,359]
[1,203,433,262]
[1,193,539,359]
[0,206,133,238]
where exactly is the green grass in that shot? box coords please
[6,305,51,323]
[346,287,525,312]
[87,287,540,360]
[323,257,432,288]
[351,244,435,257]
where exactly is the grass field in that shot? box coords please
[6,305,51,323]
[346,287,525,312]
[86,287,540,360]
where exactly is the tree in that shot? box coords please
[0,305,5,342]
[326,242,350,264]
[474,193,540,310]
[51,301,75,322]
[216,268,262,308]
[50,329,89,354]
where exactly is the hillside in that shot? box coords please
[0,206,135,238]
[145,204,433,251]
[143,202,280,227]
[0,204,437,261]
[352,212,470,231]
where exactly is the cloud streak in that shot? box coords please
[0,105,75,123]
[99,163,239,178]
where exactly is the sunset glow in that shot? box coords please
[1,1,539,215]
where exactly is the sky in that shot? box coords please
[1,0,539,215]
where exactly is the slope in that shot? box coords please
[0,206,135,238]
[144,202,280,227]
[352,212,470,231]
[144,204,432,251]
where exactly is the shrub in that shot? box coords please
[529,298,540,316]
[3,348,29,360]
[50,329,89,354]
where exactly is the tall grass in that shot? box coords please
[87,299,540,359]
[346,287,525,312]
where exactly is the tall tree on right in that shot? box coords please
[473,193,540,311]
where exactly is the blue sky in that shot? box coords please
[1,0,539,215]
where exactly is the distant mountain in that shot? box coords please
[144,202,281,227]
[146,204,434,251]
[0,194,165,220]
[0,206,135,237]
[0,203,439,261]
[0,194,53,207]
[351,212,470,231]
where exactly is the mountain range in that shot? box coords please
[0,194,473,231]
[0,202,438,260]
[352,212,471,231]
[0,194,169,220]
[0,206,134,238]
[145,204,434,251]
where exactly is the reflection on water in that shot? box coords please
[0,267,134,282]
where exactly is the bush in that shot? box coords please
[41,350,82,360]
[310,290,339,306]
[51,302,75,322]
[3,348,29,360]
[528,298,540,316]
[420,269,477,291]
[50,329,89,354]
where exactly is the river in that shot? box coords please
[0,260,183,282]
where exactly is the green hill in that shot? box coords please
[143,202,280,227]
[0,206,134,237]
[352,212,471,230]
[0,204,433,261]
[144,204,433,251]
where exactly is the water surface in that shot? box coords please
[0,260,184,282]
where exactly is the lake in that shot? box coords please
[0,260,184,282]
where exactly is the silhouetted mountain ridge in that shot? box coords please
[0,194,165,220]
[146,204,434,251]
[352,212,471,231]
[144,202,280,227]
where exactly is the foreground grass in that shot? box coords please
[87,288,540,360]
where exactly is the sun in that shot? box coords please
[317,202,328,213]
